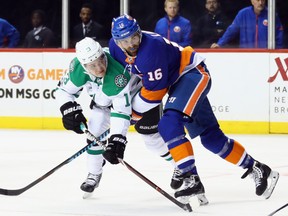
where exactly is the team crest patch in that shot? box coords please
[174,26,181,33]
[115,74,128,87]
[263,19,268,26]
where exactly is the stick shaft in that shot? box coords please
[0,129,109,196]
[268,203,288,216]
[83,127,192,212]
[120,159,192,212]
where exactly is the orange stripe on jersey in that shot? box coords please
[132,110,143,121]
[140,86,168,102]
[183,64,210,116]
[225,140,245,164]
[169,141,193,162]
[179,46,194,74]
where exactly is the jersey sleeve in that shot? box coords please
[55,58,87,106]
[217,11,242,47]
[178,20,192,47]
[275,14,283,49]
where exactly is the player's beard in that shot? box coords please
[126,45,139,57]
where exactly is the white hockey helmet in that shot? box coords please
[75,37,104,65]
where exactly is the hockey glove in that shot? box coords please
[60,101,87,134]
[103,134,127,164]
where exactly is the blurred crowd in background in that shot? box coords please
[1,0,288,49]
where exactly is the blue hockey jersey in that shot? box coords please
[154,15,192,47]
[217,6,283,48]
[109,31,205,113]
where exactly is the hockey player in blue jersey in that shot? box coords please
[104,14,280,203]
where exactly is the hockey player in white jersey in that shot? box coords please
[56,37,131,197]
[55,37,184,199]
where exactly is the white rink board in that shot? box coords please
[0,50,287,131]
[202,52,270,122]
[0,52,75,117]
[268,53,288,123]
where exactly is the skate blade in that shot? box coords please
[83,192,93,199]
[263,170,279,199]
[178,193,209,206]
[178,196,190,204]
[197,193,209,206]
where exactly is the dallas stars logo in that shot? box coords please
[115,74,128,87]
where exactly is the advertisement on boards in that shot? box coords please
[0,51,287,133]
[268,54,288,133]
[0,52,75,128]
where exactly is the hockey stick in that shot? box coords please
[0,128,110,196]
[81,126,192,212]
[268,203,288,216]
[119,159,192,212]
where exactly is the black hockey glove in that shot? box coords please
[103,134,127,164]
[60,101,87,134]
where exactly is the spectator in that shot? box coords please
[194,0,231,48]
[154,0,192,47]
[71,3,106,48]
[23,10,55,48]
[211,0,283,49]
[0,18,19,47]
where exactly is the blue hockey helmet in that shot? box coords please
[111,14,141,40]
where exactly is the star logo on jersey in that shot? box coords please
[115,74,128,88]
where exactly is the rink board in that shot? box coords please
[0,49,287,133]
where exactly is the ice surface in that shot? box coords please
[0,129,287,216]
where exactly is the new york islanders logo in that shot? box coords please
[174,26,181,33]
[8,65,25,84]
[115,74,128,87]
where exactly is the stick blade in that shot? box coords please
[0,188,22,196]
[182,203,193,212]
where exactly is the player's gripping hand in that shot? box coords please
[103,134,127,164]
[60,101,87,134]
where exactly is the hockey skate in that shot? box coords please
[174,172,209,206]
[170,168,183,190]
[81,172,102,199]
[241,160,279,199]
